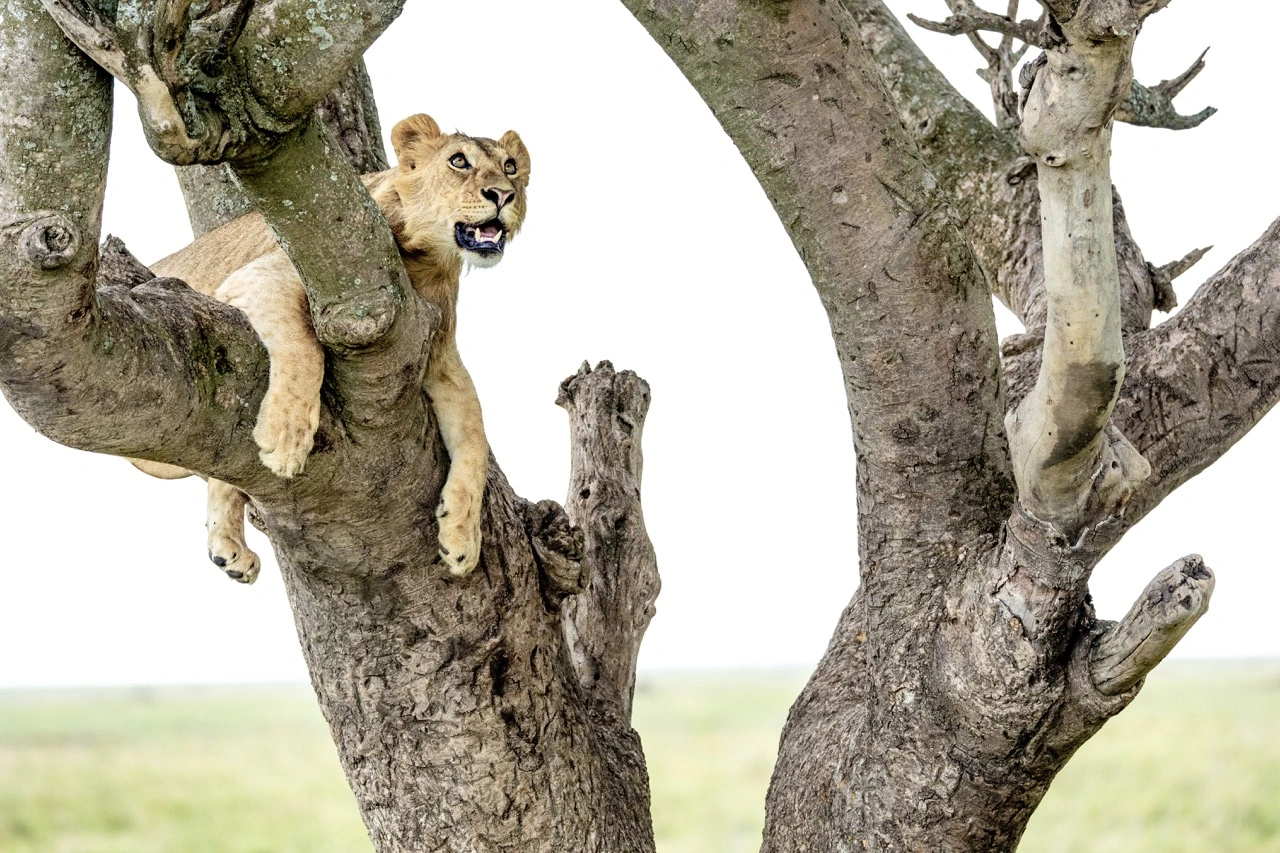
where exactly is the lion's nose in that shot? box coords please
[482,187,515,211]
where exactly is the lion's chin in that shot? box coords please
[464,250,503,270]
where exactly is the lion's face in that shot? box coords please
[388,114,531,269]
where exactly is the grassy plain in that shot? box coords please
[0,663,1276,852]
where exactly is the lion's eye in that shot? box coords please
[449,153,470,170]
[503,159,517,176]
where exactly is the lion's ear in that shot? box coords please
[391,114,442,168]
[499,130,530,180]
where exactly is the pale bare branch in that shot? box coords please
[1006,0,1154,536]
[908,1,1050,48]
[38,0,129,80]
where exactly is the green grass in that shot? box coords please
[0,664,1276,852]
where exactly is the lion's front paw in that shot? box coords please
[437,490,481,577]
[253,385,320,478]
[208,534,261,584]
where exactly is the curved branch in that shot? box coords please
[1004,2,1153,536]
[626,0,1013,558]
[177,58,388,238]
[1090,554,1214,695]
[907,1,1050,48]
[0,0,278,490]
[40,0,405,166]
[235,0,407,123]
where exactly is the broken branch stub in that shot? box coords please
[1090,555,1215,695]
[557,361,659,719]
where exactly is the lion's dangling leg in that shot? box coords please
[206,478,261,583]
[215,251,324,477]
[425,341,488,577]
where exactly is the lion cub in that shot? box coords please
[137,114,530,582]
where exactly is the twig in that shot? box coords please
[1116,49,1216,131]
[1146,245,1212,312]
[909,1,1050,48]
[203,0,257,75]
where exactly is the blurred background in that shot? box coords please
[1,1,1278,850]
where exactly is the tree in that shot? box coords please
[0,0,1267,851]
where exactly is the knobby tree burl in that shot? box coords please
[0,0,1267,852]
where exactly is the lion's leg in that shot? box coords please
[215,251,324,477]
[206,478,261,584]
[426,341,489,577]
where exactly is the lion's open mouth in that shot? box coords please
[455,220,506,255]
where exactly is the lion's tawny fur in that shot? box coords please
[138,113,531,581]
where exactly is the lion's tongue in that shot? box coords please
[477,224,503,242]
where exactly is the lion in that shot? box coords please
[133,113,530,583]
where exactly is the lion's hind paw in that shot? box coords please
[208,535,262,584]
[437,498,481,578]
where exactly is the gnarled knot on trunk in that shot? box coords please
[310,289,402,351]
[522,498,587,610]
[7,213,82,271]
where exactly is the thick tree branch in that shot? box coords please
[558,361,658,720]
[230,117,415,353]
[1090,554,1214,695]
[626,0,1013,560]
[178,59,387,238]
[843,0,1020,192]
[0,0,283,489]
[1111,217,1280,532]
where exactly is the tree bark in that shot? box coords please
[178,59,387,238]
[4,2,660,850]
[624,1,1220,849]
[8,0,1277,849]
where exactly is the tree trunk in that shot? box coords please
[624,1,1228,849]
[2,2,659,850]
[7,0,1279,850]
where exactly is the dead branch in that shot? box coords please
[1090,556,1214,695]
[1146,245,1212,313]
[908,0,1051,48]
[1117,49,1216,131]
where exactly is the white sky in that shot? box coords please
[1,1,1278,686]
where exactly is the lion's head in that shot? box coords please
[385,113,531,270]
